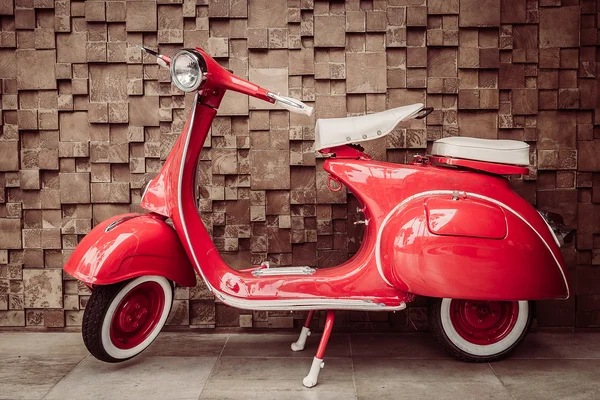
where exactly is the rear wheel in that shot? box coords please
[82,276,173,363]
[428,298,532,362]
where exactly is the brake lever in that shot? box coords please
[137,45,171,68]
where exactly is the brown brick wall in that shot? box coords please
[0,0,598,330]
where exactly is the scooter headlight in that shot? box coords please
[170,49,206,92]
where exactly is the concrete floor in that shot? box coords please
[1,331,599,400]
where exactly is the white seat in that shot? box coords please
[432,137,529,166]
[314,103,424,151]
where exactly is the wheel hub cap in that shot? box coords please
[450,300,519,345]
[110,281,165,350]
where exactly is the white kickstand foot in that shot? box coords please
[291,326,311,352]
[302,357,324,388]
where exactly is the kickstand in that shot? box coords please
[302,310,334,388]
[291,310,315,352]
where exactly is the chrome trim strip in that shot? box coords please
[251,266,316,277]
[104,215,139,232]
[214,291,407,311]
[376,190,570,299]
[177,94,407,310]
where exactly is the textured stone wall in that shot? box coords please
[0,0,598,330]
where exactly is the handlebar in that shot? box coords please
[137,45,171,68]
[266,92,313,116]
[139,45,313,116]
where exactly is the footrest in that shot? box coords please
[251,266,316,277]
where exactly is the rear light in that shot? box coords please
[537,210,573,247]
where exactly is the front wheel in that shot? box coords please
[428,298,532,362]
[82,276,173,363]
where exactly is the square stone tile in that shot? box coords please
[16,50,56,90]
[314,15,346,47]
[217,90,249,116]
[512,332,600,359]
[129,95,159,126]
[0,311,25,327]
[144,332,228,357]
[247,0,287,28]
[23,269,63,309]
[59,173,90,204]
[0,355,85,400]
[89,64,128,102]
[249,150,290,190]
[221,333,351,358]
[56,32,87,63]
[200,356,355,399]
[248,68,288,110]
[492,359,600,400]
[200,377,356,400]
[539,7,580,48]
[58,112,89,143]
[354,358,512,400]
[0,332,87,357]
[350,333,448,358]
[45,356,217,400]
[353,358,496,382]
[459,0,500,27]
[0,141,19,172]
[356,381,513,400]
[210,356,353,381]
[346,52,387,94]
[0,218,22,249]
[126,1,157,32]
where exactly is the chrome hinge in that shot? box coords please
[354,219,369,226]
[451,191,467,201]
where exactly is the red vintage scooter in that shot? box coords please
[65,47,572,387]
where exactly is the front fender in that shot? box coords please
[64,213,196,287]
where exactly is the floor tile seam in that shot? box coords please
[348,334,359,400]
[197,335,230,400]
[488,363,518,400]
[41,354,89,400]
[218,355,351,358]
[511,357,600,360]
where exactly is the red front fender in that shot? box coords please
[64,213,197,287]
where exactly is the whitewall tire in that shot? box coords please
[428,298,532,362]
[82,276,173,363]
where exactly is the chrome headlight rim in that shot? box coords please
[169,49,207,93]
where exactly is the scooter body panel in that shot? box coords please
[325,159,569,300]
[67,46,569,311]
[64,213,197,287]
[143,97,409,309]
[67,45,572,373]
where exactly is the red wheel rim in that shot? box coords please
[449,300,519,345]
[110,281,165,350]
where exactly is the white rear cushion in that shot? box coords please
[432,137,529,166]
